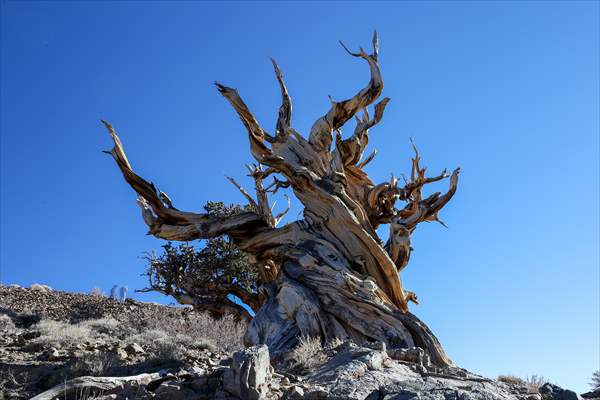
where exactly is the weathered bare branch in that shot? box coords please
[270,58,292,138]
[215,83,277,159]
[309,31,384,152]
[386,168,460,272]
[226,176,258,209]
[356,149,377,169]
[273,194,291,226]
[102,120,267,241]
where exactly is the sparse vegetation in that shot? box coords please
[66,352,121,377]
[289,336,328,374]
[29,284,52,292]
[525,375,547,393]
[34,319,94,348]
[498,375,526,386]
[0,314,16,333]
[498,375,548,393]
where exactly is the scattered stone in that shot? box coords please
[125,342,145,356]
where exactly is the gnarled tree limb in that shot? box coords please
[309,31,384,152]
[102,120,268,241]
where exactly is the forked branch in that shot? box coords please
[309,31,384,152]
[226,164,290,227]
[336,97,390,167]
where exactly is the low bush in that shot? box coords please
[0,314,16,333]
[66,352,121,377]
[498,375,548,393]
[34,320,96,349]
[289,336,328,374]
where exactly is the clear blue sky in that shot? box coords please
[1,0,598,391]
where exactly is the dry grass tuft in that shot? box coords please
[498,375,548,393]
[289,336,328,374]
[34,320,96,348]
[67,352,121,377]
[526,375,547,393]
[498,375,526,386]
[0,314,16,333]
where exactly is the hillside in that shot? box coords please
[0,285,242,399]
[1,285,595,400]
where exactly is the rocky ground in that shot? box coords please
[1,285,596,400]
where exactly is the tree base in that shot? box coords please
[245,258,452,368]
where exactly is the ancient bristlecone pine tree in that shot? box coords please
[102,33,460,367]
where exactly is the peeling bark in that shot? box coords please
[102,33,460,368]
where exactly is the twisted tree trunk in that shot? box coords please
[102,32,459,368]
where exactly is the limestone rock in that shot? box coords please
[223,344,272,400]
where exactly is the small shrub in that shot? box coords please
[290,336,328,373]
[127,328,216,365]
[327,337,344,349]
[79,317,126,336]
[0,314,16,333]
[498,375,547,393]
[34,320,96,349]
[30,284,52,292]
[131,311,243,353]
[526,375,547,393]
[498,375,526,386]
[67,352,121,377]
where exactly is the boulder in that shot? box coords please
[223,344,272,400]
[540,383,581,400]
[581,389,600,399]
